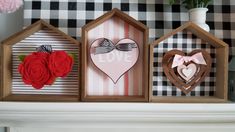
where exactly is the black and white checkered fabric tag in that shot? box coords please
[23,0,234,97]
[23,0,235,55]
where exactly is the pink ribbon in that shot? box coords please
[171,52,207,68]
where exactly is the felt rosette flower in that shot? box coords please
[48,51,74,77]
[18,45,75,89]
[18,52,55,89]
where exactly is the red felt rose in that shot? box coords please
[48,51,74,77]
[18,52,55,89]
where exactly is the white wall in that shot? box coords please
[0,7,23,41]
[0,128,5,132]
[0,7,23,132]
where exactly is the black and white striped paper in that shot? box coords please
[12,28,79,95]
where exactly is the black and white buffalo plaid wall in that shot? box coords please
[23,0,235,96]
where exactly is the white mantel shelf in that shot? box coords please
[1,102,235,132]
[0,102,235,129]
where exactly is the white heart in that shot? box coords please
[177,64,197,81]
[182,68,193,77]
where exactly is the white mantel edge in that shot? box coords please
[0,102,235,128]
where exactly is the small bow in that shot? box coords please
[36,45,52,53]
[171,52,207,68]
[94,38,137,54]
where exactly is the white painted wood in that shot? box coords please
[0,5,234,132]
[7,126,235,132]
[0,102,235,132]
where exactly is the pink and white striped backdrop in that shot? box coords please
[87,16,144,96]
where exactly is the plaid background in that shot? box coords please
[23,0,234,96]
[153,31,216,96]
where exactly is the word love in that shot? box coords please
[90,38,139,83]
[98,51,132,63]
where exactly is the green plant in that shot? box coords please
[169,0,212,10]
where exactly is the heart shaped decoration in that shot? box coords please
[90,38,139,83]
[182,67,194,77]
[162,50,212,94]
[177,63,197,81]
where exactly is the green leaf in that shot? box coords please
[18,55,26,62]
[169,0,176,5]
[169,0,212,9]
[68,53,77,62]
[68,53,74,59]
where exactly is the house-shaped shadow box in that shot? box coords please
[1,20,81,102]
[81,8,149,102]
[149,22,228,103]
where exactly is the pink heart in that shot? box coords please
[177,63,197,82]
[90,38,139,83]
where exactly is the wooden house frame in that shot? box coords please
[149,22,228,103]
[0,20,81,102]
[81,8,149,102]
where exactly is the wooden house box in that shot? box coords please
[149,22,228,103]
[81,8,149,102]
[1,20,81,101]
